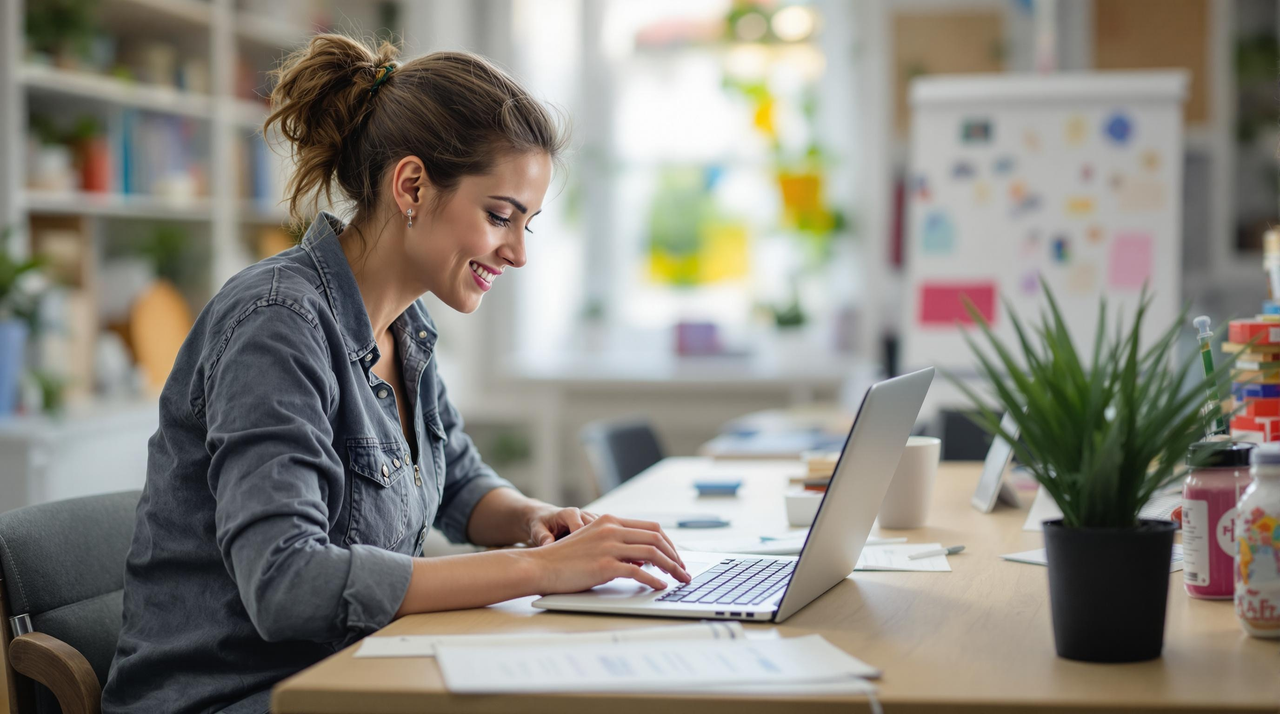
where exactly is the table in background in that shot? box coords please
[272,460,1280,714]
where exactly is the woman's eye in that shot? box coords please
[486,211,511,228]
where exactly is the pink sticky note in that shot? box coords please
[919,283,997,326]
[1108,233,1152,289]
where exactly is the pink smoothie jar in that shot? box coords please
[1184,441,1254,599]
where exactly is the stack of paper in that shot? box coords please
[435,634,879,696]
[356,621,752,659]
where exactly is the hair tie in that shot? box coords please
[369,64,396,95]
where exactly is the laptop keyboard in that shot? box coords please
[656,558,795,606]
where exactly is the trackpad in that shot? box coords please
[582,558,719,599]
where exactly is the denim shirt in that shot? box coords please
[101,213,514,714]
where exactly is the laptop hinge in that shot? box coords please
[9,613,32,636]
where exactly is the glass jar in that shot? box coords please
[1183,442,1254,599]
[1236,443,1280,638]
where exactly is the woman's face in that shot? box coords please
[408,151,552,313]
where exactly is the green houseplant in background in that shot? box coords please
[0,228,46,418]
[951,285,1238,662]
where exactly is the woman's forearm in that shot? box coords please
[394,548,542,617]
[464,487,543,546]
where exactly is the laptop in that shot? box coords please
[533,367,934,623]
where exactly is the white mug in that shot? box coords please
[877,435,942,529]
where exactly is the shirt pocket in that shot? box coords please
[344,438,411,549]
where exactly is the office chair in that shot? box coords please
[579,418,666,498]
[0,490,140,714]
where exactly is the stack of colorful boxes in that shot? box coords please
[1226,316,1280,443]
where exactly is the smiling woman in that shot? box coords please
[99,33,690,714]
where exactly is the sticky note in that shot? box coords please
[1104,112,1133,144]
[1065,196,1095,217]
[1108,233,1152,289]
[951,161,976,179]
[1052,236,1070,263]
[993,156,1015,175]
[919,283,997,326]
[1117,178,1166,212]
[1065,116,1086,145]
[1087,225,1105,244]
[1068,261,1096,292]
[1019,271,1039,296]
[1141,149,1160,171]
[921,211,955,254]
[961,118,993,144]
[1023,129,1041,152]
[974,180,991,204]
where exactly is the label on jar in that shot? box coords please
[1183,499,1209,586]
[1217,506,1238,556]
[1236,506,1280,635]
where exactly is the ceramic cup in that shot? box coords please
[877,435,942,529]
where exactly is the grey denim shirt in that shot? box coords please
[101,212,514,714]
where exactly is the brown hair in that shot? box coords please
[265,33,566,229]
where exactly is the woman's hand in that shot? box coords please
[524,503,600,546]
[526,515,691,593]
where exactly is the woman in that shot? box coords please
[102,34,689,714]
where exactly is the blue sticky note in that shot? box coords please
[1104,112,1133,144]
[694,480,742,496]
[922,211,955,254]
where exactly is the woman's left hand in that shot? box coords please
[525,504,599,546]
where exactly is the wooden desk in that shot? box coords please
[273,460,1280,714]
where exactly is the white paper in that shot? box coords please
[435,634,880,694]
[679,532,906,556]
[356,621,746,659]
[1001,544,1184,572]
[855,543,952,572]
[1023,486,1182,532]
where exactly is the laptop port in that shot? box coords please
[730,612,741,617]
[715,612,725,616]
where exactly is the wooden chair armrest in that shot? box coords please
[9,632,100,714]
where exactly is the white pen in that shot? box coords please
[907,545,965,560]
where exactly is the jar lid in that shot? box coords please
[1188,441,1255,467]
[1251,442,1280,465]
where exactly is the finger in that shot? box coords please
[618,545,689,583]
[581,511,599,524]
[621,563,668,591]
[559,508,587,533]
[614,518,684,568]
[615,525,685,571]
[529,522,554,546]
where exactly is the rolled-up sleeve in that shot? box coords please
[204,304,413,643]
[431,372,516,543]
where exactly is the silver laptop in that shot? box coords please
[533,367,934,623]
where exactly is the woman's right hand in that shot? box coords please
[526,514,691,593]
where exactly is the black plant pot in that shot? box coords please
[1042,518,1176,663]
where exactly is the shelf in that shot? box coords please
[23,190,214,221]
[236,13,309,52]
[240,201,290,225]
[20,64,213,119]
[232,99,270,130]
[101,0,213,36]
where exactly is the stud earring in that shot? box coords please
[406,208,414,228]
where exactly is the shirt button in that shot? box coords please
[377,389,388,399]
[393,458,401,468]
[364,354,373,362]
[418,330,428,339]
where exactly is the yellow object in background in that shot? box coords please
[130,280,195,393]
[698,222,749,283]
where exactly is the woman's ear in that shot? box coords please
[391,156,428,213]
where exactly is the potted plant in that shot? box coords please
[0,229,46,417]
[952,285,1236,662]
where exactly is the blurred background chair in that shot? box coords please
[580,418,666,498]
[0,490,140,714]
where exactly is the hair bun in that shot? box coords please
[265,34,399,218]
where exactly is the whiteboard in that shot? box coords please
[902,71,1188,374]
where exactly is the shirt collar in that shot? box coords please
[301,212,439,363]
